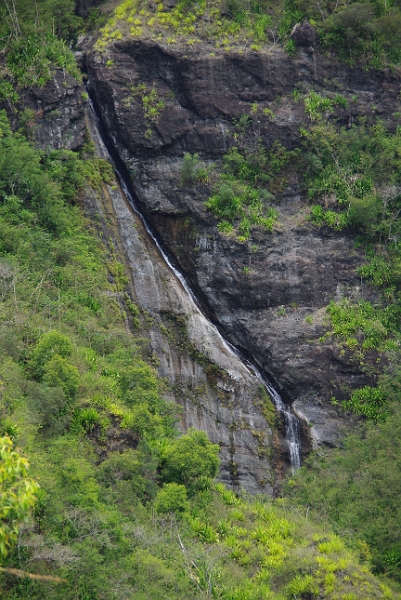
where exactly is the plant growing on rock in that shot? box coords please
[205,139,290,239]
[181,153,209,185]
[0,436,39,559]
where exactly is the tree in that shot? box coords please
[159,428,219,493]
[0,436,39,559]
[154,483,189,516]
[43,355,79,399]
[29,330,73,380]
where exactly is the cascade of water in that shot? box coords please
[250,367,301,471]
[88,92,302,471]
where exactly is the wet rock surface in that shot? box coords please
[85,108,279,493]
[85,41,401,447]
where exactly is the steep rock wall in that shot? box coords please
[86,108,281,492]
[7,69,286,492]
[85,41,401,447]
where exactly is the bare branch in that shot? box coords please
[0,566,66,583]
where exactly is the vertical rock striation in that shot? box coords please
[86,107,280,493]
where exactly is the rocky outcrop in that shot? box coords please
[85,40,401,447]
[75,0,105,18]
[290,21,317,48]
[13,37,400,485]
[2,69,86,151]
[5,56,292,493]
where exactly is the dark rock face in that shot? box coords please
[2,69,86,151]
[75,0,104,18]
[290,21,316,47]
[85,41,401,448]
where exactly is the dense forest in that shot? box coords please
[0,0,401,598]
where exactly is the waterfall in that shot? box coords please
[87,90,302,471]
[256,372,301,471]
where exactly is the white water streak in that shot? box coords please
[88,96,302,470]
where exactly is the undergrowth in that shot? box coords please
[96,0,401,69]
[0,110,396,599]
[0,1,81,103]
[296,96,401,421]
[96,0,279,51]
[287,400,401,584]
[181,113,295,241]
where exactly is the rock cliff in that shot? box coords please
[12,38,401,488]
[2,69,86,150]
[86,108,281,493]
[84,40,401,447]
[5,68,285,492]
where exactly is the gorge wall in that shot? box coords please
[11,37,401,491]
[84,40,401,448]
[85,106,281,493]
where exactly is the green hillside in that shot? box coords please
[0,0,401,598]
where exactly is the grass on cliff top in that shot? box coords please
[95,0,280,51]
[96,0,401,67]
[0,110,397,599]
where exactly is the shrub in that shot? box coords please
[70,407,100,433]
[119,364,159,395]
[0,418,18,441]
[0,437,39,559]
[343,386,388,423]
[159,428,220,493]
[26,382,68,435]
[154,482,189,515]
[43,355,80,398]
[29,330,73,379]
[287,574,319,597]
[98,449,147,499]
[288,401,401,581]
[181,153,208,186]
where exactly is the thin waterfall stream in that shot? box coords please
[88,91,302,471]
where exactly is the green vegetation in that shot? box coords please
[0,436,39,560]
[0,106,394,598]
[282,84,401,589]
[96,0,401,68]
[1,3,401,598]
[304,119,401,242]
[205,142,283,240]
[282,0,401,67]
[123,84,167,138]
[0,0,82,103]
[96,0,277,51]
[181,152,209,185]
[298,108,401,421]
[181,114,294,241]
[304,91,348,121]
[0,0,83,43]
[288,401,401,584]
